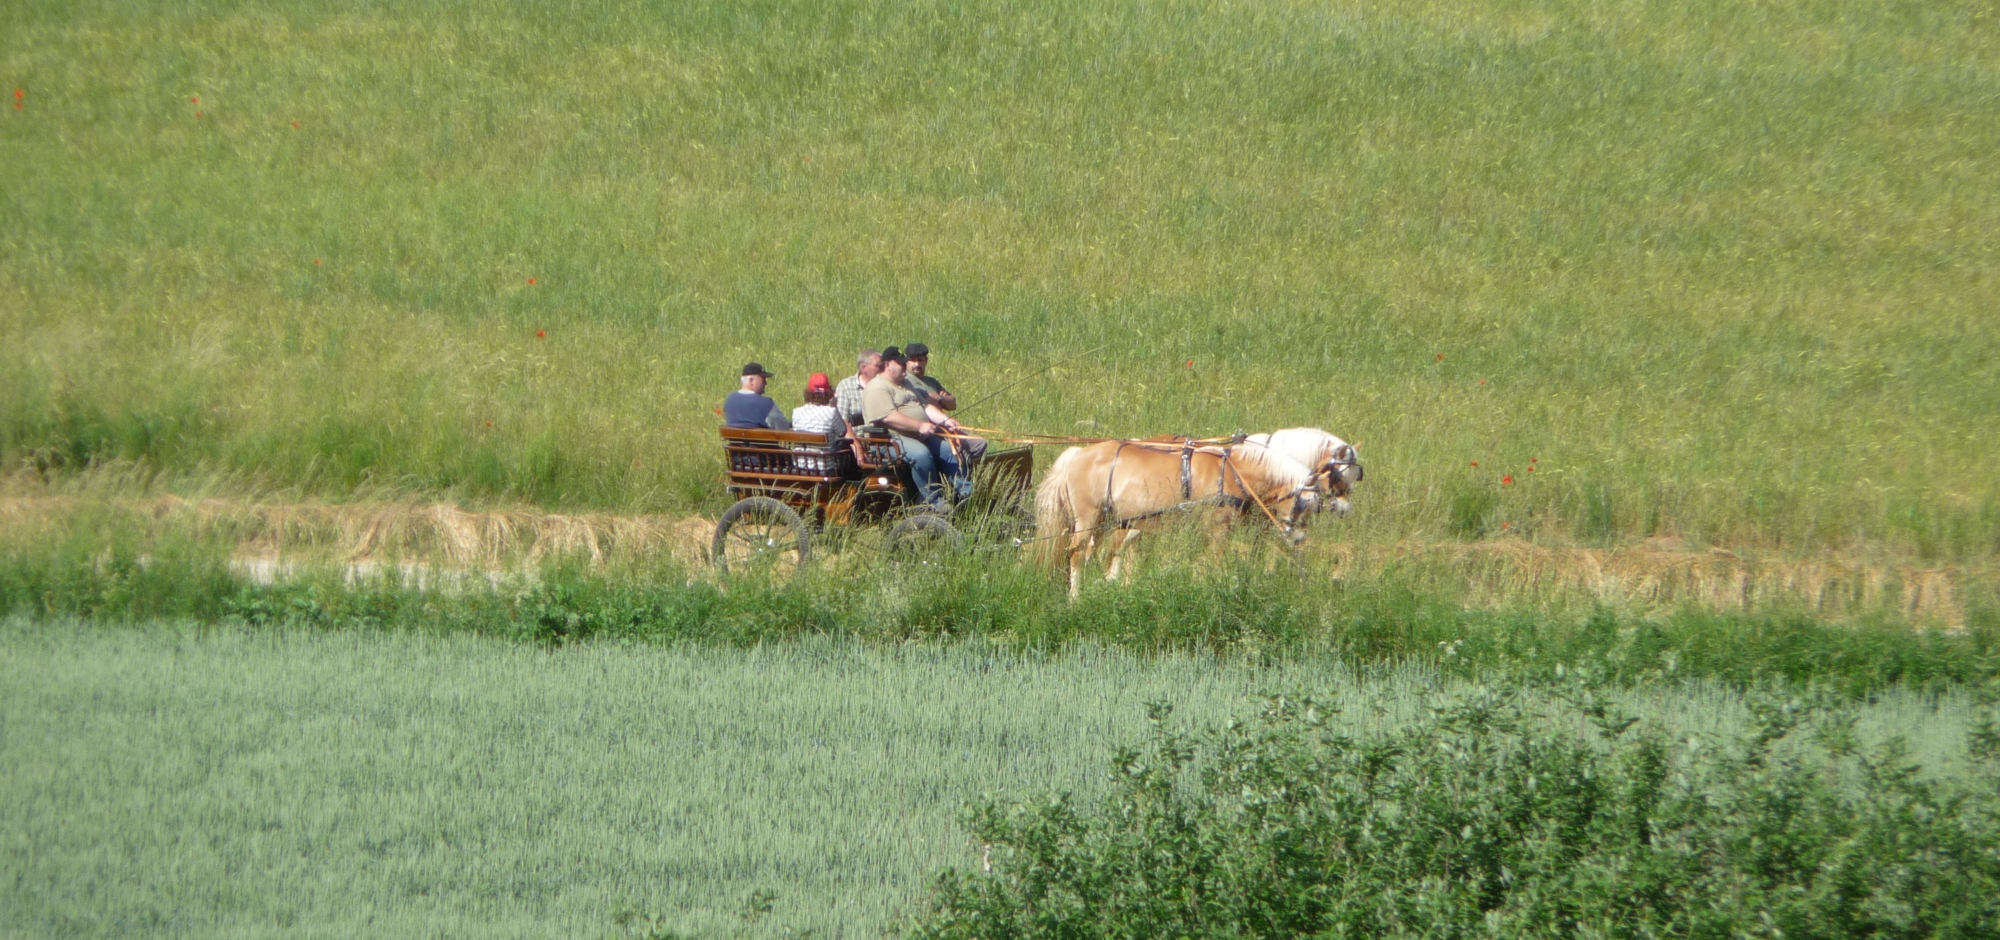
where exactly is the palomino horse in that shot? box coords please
[1034,439,1321,597]
[1243,428,1364,518]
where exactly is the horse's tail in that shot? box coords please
[1032,446,1082,567]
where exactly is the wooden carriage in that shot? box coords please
[713,426,1034,576]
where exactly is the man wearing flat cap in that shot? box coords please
[904,341,986,472]
[723,362,792,430]
[862,346,966,509]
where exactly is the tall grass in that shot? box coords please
[4,509,1995,696]
[4,0,1996,559]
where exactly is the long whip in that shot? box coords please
[953,343,1110,418]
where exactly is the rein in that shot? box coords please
[1221,454,1312,545]
[943,425,1241,449]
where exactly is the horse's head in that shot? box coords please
[1259,429,1362,519]
[1315,443,1363,517]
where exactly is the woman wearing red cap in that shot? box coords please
[791,373,853,472]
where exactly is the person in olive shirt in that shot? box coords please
[903,341,986,471]
[861,346,966,509]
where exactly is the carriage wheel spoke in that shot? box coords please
[713,497,810,580]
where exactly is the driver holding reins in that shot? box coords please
[903,341,987,474]
[861,346,970,510]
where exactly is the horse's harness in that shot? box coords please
[1101,438,1317,543]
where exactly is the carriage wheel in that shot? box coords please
[957,503,1035,549]
[887,513,965,562]
[713,497,811,579]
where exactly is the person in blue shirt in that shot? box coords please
[722,362,792,430]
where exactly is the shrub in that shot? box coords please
[912,691,2000,939]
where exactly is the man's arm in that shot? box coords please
[764,399,791,430]
[879,410,934,436]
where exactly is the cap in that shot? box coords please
[905,342,930,358]
[880,346,907,364]
[807,372,832,392]
[741,362,774,377]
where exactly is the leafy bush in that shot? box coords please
[912,690,2000,939]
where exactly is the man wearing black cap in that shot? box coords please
[723,362,792,430]
[862,346,966,509]
[905,341,986,471]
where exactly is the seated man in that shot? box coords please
[723,362,792,430]
[833,349,882,428]
[861,346,968,509]
[903,341,987,471]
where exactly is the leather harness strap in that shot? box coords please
[1105,442,1126,515]
[1103,441,1296,540]
[1180,441,1195,501]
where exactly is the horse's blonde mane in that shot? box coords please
[1208,439,1313,491]
[1250,428,1359,481]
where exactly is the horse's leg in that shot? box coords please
[1203,508,1234,560]
[1066,528,1095,599]
[1106,529,1142,582]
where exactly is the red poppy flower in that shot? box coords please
[313,258,321,265]
[527,278,537,285]
[1186,360,1194,368]
[1470,461,1478,468]
[1479,379,1487,386]
[1436,354,1445,361]
[1530,457,1538,463]
[535,330,546,340]
[1527,466,1535,472]
[1502,475,1513,485]
[292,121,300,128]
[190,96,199,104]
[12,90,21,100]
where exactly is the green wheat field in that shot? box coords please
[6,0,2000,935]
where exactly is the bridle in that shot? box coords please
[1312,447,1363,507]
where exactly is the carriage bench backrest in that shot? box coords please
[721,427,847,481]
[719,426,905,482]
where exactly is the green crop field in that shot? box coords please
[5,0,1997,558]
[5,620,1994,937]
[7,0,2000,935]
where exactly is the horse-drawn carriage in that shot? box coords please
[713,423,1362,589]
[712,427,1034,576]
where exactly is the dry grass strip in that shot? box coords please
[4,492,1986,628]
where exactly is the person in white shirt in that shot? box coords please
[790,373,854,474]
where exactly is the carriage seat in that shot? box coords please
[850,425,906,473]
[719,426,904,483]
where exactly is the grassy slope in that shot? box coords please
[3,619,1987,937]
[3,0,1997,559]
